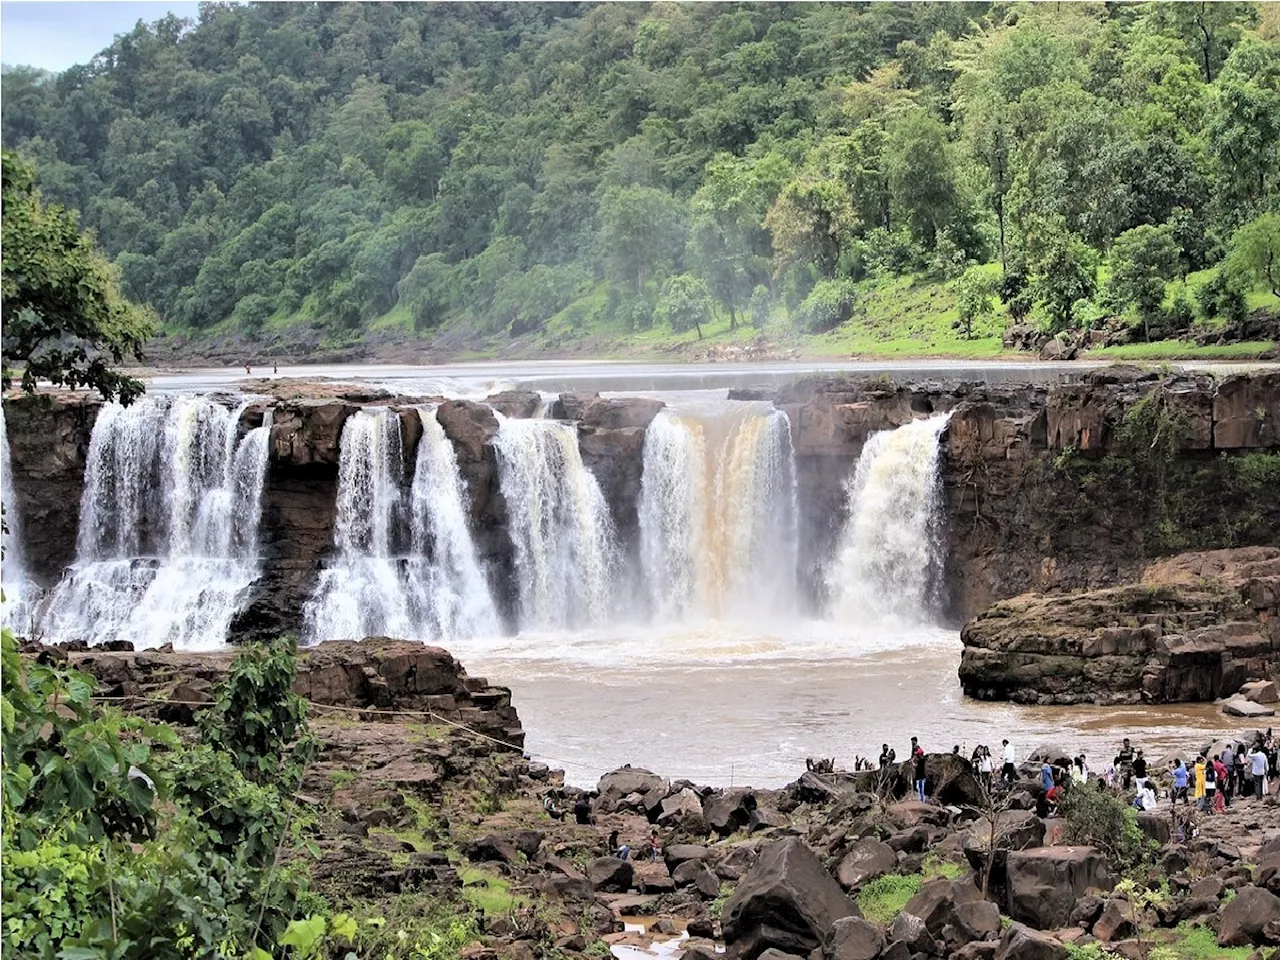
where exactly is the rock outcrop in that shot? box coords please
[960,548,1280,705]
[65,637,525,747]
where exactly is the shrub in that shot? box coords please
[1057,786,1153,872]
[794,278,857,333]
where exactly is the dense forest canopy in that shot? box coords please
[2,1,1279,354]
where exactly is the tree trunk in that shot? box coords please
[728,303,738,332]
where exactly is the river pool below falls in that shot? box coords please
[455,621,1232,789]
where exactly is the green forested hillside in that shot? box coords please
[3,1,1279,360]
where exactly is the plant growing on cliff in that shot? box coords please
[0,150,155,404]
[200,635,318,789]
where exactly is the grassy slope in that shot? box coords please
[166,265,1278,363]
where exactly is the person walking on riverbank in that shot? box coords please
[1194,755,1207,810]
[1001,740,1016,785]
[1133,749,1148,792]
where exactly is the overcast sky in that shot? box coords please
[2,1,201,73]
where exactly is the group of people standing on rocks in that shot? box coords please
[877,729,1278,813]
[1166,732,1278,813]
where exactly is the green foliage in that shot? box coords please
[1146,922,1257,960]
[1107,224,1183,340]
[1,150,155,403]
[795,278,858,334]
[954,266,998,340]
[1026,219,1098,334]
[1,630,324,959]
[856,873,923,925]
[200,636,317,790]
[653,274,714,340]
[1229,212,1280,297]
[1057,785,1154,873]
[0,3,1273,361]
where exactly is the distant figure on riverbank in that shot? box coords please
[912,738,926,802]
[1250,743,1269,798]
[1171,759,1189,805]
[1116,738,1135,790]
[879,744,895,768]
[609,830,630,860]
[543,791,565,821]
[244,363,252,375]
[1001,740,1016,785]
[1041,761,1054,792]
[273,363,278,374]
[1194,755,1207,809]
[574,793,592,825]
[648,830,661,862]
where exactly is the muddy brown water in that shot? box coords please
[456,623,1240,789]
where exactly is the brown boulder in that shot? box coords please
[995,923,1067,960]
[1005,847,1114,930]
[721,838,859,960]
[835,838,897,891]
[824,917,884,960]
[1218,886,1280,947]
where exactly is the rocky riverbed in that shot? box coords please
[45,638,1280,960]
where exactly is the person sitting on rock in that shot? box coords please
[573,793,592,825]
[647,830,661,862]
[609,830,630,861]
[1132,782,1157,812]
[543,791,565,821]
[879,743,895,768]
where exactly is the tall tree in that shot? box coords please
[1,150,154,403]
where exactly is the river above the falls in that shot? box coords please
[136,356,1279,396]
[453,622,1232,789]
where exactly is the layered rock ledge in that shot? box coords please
[960,547,1280,705]
[61,637,525,747]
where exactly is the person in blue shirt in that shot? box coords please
[1171,758,1189,805]
[1041,761,1054,792]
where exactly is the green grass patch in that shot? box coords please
[327,769,357,786]
[457,865,523,916]
[856,873,923,925]
[1144,922,1257,960]
[1086,340,1276,360]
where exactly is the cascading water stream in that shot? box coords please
[39,396,271,649]
[304,406,498,642]
[1,408,38,631]
[492,415,616,630]
[826,413,952,625]
[638,406,799,623]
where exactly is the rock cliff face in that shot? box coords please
[959,547,1280,705]
[5,368,1279,654]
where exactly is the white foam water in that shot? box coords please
[305,406,498,642]
[826,413,952,625]
[492,415,617,630]
[39,396,271,650]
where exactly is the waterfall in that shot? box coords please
[638,407,798,622]
[1,408,37,631]
[492,415,616,630]
[40,396,271,649]
[305,406,497,642]
[826,414,951,625]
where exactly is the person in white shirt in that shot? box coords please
[1001,740,1016,784]
[1250,745,1269,798]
